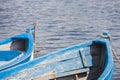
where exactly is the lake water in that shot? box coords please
[0,0,120,79]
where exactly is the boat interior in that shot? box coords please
[0,39,28,51]
[10,39,28,52]
[0,39,28,68]
[49,43,106,80]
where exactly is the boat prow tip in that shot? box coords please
[100,31,110,39]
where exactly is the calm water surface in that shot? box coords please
[0,0,120,79]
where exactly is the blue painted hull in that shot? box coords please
[0,37,114,80]
[0,32,34,71]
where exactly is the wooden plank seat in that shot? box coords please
[48,47,93,80]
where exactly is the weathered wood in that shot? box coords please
[79,47,92,67]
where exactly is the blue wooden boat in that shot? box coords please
[0,27,34,71]
[0,31,114,80]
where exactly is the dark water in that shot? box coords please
[0,0,120,79]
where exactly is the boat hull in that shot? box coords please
[0,38,114,80]
[0,33,34,71]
